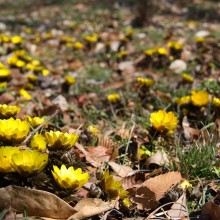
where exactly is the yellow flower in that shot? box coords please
[179,179,192,190]
[195,37,205,43]
[150,110,178,134]
[167,41,183,50]
[7,56,25,68]
[107,93,120,103]
[0,68,11,78]
[0,118,30,143]
[65,75,76,85]
[41,68,50,76]
[11,35,23,45]
[24,116,45,128]
[191,90,209,107]
[87,125,99,137]
[0,104,20,119]
[27,74,38,82]
[138,147,152,161]
[19,88,32,100]
[137,77,154,87]
[14,49,26,57]
[182,73,194,83]
[11,149,48,177]
[0,62,5,69]
[157,47,168,55]
[73,41,84,49]
[52,165,90,190]
[144,49,155,56]
[212,97,220,108]
[84,34,98,43]
[0,146,20,173]
[45,131,79,150]
[176,96,191,106]
[117,50,128,59]
[29,133,47,151]
[100,171,128,199]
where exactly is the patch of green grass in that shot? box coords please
[177,140,218,179]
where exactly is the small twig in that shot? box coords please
[21,110,59,146]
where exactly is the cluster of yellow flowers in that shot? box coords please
[167,41,183,51]
[0,34,23,45]
[0,62,11,79]
[136,77,154,87]
[107,93,120,103]
[176,90,209,107]
[7,50,50,76]
[0,103,89,190]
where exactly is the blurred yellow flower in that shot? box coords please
[0,104,20,119]
[167,41,183,50]
[182,73,194,83]
[0,146,20,173]
[150,110,178,134]
[107,93,120,103]
[176,96,191,106]
[24,116,45,128]
[11,149,48,177]
[0,118,30,143]
[137,77,154,87]
[84,33,98,43]
[52,164,89,190]
[19,88,32,100]
[100,171,128,199]
[11,35,23,45]
[45,130,79,150]
[157,47,168,56]
[179,179,192,190]
[65,75,76,85]
[30,133,47,151]
[41,68,50,76]
[73,41,84,49]
[117,50,128,59]
[191,90,209,107]
[212,97,220,108]
[195,37,205,43]
[87,125,99,137]
[27,74,38,82]
[144,49,155,56]
[0,68,11,78]
[7,56,26,68]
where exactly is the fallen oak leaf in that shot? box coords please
[167,193,189,218]
[108,161,133,178]
[68,198,115,220]
[0,185,76,219]
[133,171,182,210]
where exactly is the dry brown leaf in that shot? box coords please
[132,186,158,210]
[146,150,169,168]
[87,146,111,164]
[0,185,76,219]
[0,92,15,104]
[167,193,189,218]
[108,161,133,178]
[68,198,115,220]
[182,116,200,140]
[200,197,220,220]
[133,172,182,210]
[143,171,182,201]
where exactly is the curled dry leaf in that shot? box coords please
[182,116,200,140]
[87,146,111,165]
[169,59,187,74]
[146,150,169,168]
[68,198,115,220]
[200,196,220,220]
[108,161,133,178]
[167,193,189,218]
[133,172,182,210]
[0,185,76,219]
